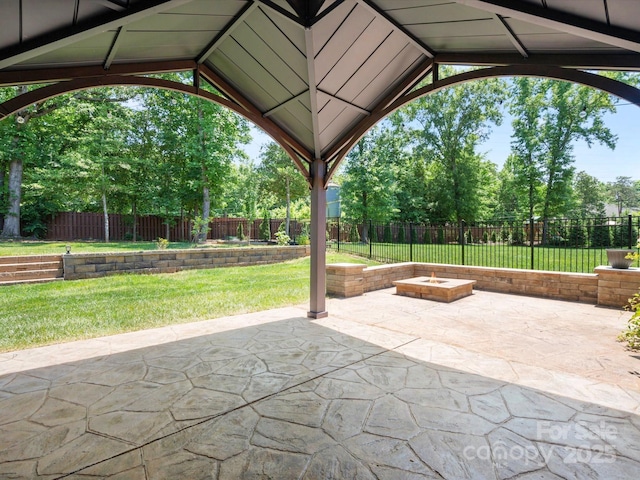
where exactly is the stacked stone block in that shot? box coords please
[63,246,310,280]
[326,261,635,307]
[325,263,365,297]
[595,266,640,308]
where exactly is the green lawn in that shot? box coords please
[0,240,195,256]
[330,241,635,273]
[0,252,379,353]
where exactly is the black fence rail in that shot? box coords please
[327,216,640,273]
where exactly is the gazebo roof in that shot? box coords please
[1,0,640,175]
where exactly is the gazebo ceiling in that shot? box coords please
[1,0,640,171]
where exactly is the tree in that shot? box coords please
[507,78,546,220]
[79,101,135,242]
[257,142,308,235]
[340,124,398,242]
[0,86,47,237]
[224,158,261,237]
[259,210,271,240]
[608,176,638,216]
[403,69,505,225]
[539,80,616,223]
[0,85,139,238]
[140,81,249,241]
[573,171,606,217]
[506,77,618,244]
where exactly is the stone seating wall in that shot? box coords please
[327,262,640,309]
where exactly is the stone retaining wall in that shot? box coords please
[63,246,310,280]
[595,266,640,308]
[327,262,640,308]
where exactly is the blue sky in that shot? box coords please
[479,102,639,183]
[243,102,639,184]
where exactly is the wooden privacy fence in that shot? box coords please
[45,212,308,242]
[45,213,191,242]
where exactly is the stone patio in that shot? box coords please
[1,289,639,479]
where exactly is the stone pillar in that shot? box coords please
[326,263,366,297]
[308,159,328,319]
[595,266,640,308]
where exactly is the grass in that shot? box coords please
[0,252,379,353]
[330,241,636,273]
[0,240,195,256]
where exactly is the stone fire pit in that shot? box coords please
[393,276,476,302]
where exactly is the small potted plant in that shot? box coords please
[606,237,639,268]
[606,248,636,269]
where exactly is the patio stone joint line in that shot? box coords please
[54,336,421,479]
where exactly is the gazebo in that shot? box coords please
[1,0,640,317]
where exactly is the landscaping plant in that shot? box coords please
[620,290,640,350]
[155,237,169,249]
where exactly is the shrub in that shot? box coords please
[490,231,497,243]
[510,228,525,245]
[411,227,418,244]
[259,212,271,240]
[297,223,310,245]
[191,216,210,243]
[156,237,169,250]
[465,230,473,244]
[398,225,406,244]
[612,218,637,248]
[437,226,445,244]
[619,291,640,350]
[548,235,567,246]
[590,221,611,247]
[383,224,392,243]
[275,231,291,246]
[423,228,432,244]
[567,224,586,247]
[237,222,245,240]
[349,224,360,243]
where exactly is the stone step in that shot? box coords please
[0,254,63,265]
[0,268,64,284]
[0,277,64,287]
[0,261,63,272]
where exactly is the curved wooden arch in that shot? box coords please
[0,74,313,184]
[325,65,640,185]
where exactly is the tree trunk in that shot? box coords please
[102,191,109,243]
[362,222,369,244]
[201,184,210,242]
[197,103,210,243]
[361,191,368,243]
[0,162,5,231]
[132,200,137,243]
[2,88,30,238]
[285,176,291,236]
[1,159,23,238]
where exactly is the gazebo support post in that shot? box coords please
[308,159,328,319]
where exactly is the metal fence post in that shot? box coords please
[460,220,465,266]
[629,214,633,249]
[409,222,413,262]
[530,216,535,270]
[337,217,340,252]
[369,220,373,259]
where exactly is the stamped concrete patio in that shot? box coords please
[1,289,639,479]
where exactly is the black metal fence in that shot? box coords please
[327,215,640,273]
